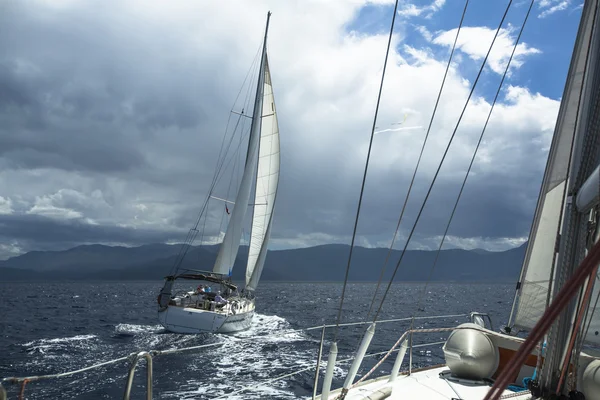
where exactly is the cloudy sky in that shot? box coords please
[0,0,584,259]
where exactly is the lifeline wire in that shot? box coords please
[333,0,400,341]
[373,0,515,322]
[367,0,470,319]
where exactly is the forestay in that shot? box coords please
[246,55,280,291]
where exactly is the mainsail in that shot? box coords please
[509,0,597,332]
[212,22,270,276]
[246,56,280,291]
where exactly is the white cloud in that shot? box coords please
[27,190,86,219]
[0,196,13,215]
[538,0,571,18]
[433,26,541,75]
[438,235,528,251]
[271,232,379,250]
[397,0,446,18]
[0,242,23,260]
[573,3,584,12]
[414,25,433,41]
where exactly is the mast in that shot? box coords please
[245,12,271,164]
[502,1,600,394]
[507,0,597,333]
[245,11,280,291]
[537,0,600,392]
[212,12,272,276]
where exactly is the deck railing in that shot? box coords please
[0,313,473,400]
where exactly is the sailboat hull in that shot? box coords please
[158,299,255,334]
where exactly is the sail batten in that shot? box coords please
[246,56,280,291]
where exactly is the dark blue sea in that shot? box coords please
[0,281,514,399]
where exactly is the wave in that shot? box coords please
[163,313,318,399]
[22,334,98,354]
[114,323,164,336]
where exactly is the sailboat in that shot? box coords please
[6,4,600,400]
[307,0,600,399]
[156,12,280,334]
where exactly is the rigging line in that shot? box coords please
[186,61,257,248]
[202,45,262,219]
[236,131,245,245]
[484,243,600,400]
[213,74,258,245]
[565,273,597,391]
[199,210,209,248]
[332,0,400,342]
[563,219,600,390]
[185,112,244,231]
[169,44,262,273]
[540,4,598,388]
[240,48,261,127]
[195,43,262,231]
[372,0,515,322]
[409,0,534,323]
[581,231,600,349]
[210,41,262,192]
[217,131,241,237]
[366,0,470,320]
[578,275,600,354]
[247,60,265,272]
[202,49,261,247]
[173,113,251,271]
[235,49,263,252]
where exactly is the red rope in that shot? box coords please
[484,239,600,400]
[556,263,599,393]
[18,379,29,400]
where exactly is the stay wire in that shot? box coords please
[195,42,262,232]
[372,0,515,322]
[333,0,400,342]
[410,0,535,322]
[366,0,470,319]
[215,54,259,244]
[579,276,600,355]
[169,44,262,274]
[173,110,245,272]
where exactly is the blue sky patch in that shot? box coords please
[346,0,582,101]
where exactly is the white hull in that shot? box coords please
[158,297,255,334]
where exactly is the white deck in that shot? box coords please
[323,366,532,400]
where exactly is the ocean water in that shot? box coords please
[0,281,514,399]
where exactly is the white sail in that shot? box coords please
[212,50,267,276]
[246,56,280,291]
[511,0,597,331]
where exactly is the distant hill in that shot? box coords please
[0,242,527,283]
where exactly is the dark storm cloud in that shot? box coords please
[0,0,558,257]
[0,2,221,177]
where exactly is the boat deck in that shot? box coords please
[324,366,532,400]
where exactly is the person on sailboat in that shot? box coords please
[215,291,227,305]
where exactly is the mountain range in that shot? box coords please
[0,242,527,282]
